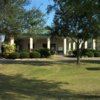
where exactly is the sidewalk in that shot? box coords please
[0,55,100,64]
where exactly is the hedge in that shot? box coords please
[73,49,100,57]
[30,51,41,58]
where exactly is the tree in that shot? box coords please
[0,0,46,43]
[48,0,100,64]
[20,7,46,38]
[0,0,29,42]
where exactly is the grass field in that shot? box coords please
[0,61,100,100]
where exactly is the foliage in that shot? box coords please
[48,0,100,64]
[20,51,30,58]
[2,43,16,58]
[86,51,94,57]
[39,48,51,58]
[20,8,46,37]
[0,0,29,36]
[73,49,100,57]
[94,51,100,57]
[81,49,91,57]
[0,0,46,42]
[30,51,41,58]
[73,50,77,57]
[50,50,55,55]
[8,52,20,59]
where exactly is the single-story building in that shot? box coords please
[0,34,100,55]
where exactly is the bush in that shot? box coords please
[8,52,20,59]
[30,51,41,58]
[73,50,77,57]
[20,51,30,58]
[86,51,94,57]
[81,49,89,56]
[73,49,100,57]
[2,43,16,58]
[50,50,55,55]
[39,48,51,58]
[94,51,100,57]
[32,48,39,52]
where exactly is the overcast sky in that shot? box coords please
[26,0,55,26]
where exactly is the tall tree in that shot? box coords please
[0,0,29,41]
[48,0,100,64]
[0,0,46,42]
[20,7,46,37]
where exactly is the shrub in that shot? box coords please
[86,51,94,57]
[0,53,3,58]
[81,49,89,56]
[73,49,100,57]
[68,51,73,56]
[20,51,30,58]
[2,43,16,58]
[8,52,20,59]
[39,48,51,58]
[32,48,39,52]
[30,51,41,58]
[94,51,100,57]
[73,50,77,57]
[50,50,55,55]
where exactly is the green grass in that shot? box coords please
[0,62,100,100]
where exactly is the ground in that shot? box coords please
[0,56,100,100]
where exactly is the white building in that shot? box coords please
[0,34,100,55]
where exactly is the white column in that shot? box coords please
[79,42,83,49]
[93,39,96,50]
[47,37,50,49]
[68,42,71,51]
[64,38,67,55]
[29,37,33,51]
[10,37,14,45]
[84,41,88,49]
[73,42,76,50]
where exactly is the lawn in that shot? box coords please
[0,61,100,100]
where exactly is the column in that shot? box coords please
[64,38,67,55]
[47,37,50,49]
[84,41,88,49]
[93,39,96,50]
[10,37,14,45]
[29,37,33,51]
[73,42,76,50]
[79,42,83,49]
[68,42,71,51]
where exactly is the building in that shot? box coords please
[15,36,100,56]
[0,34,100,55]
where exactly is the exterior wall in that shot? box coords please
[17,38,29,51]
[34,38,47,49]
[15,37,100,55]
[34,38,63,49]
[51,37,63,52]
[87,39,93,49]
[34,37,64,53]
[96,37,100,50]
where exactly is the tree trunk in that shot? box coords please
[76,39,80,64]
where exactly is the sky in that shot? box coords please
[26,0,55,26]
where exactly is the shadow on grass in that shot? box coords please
[0,74,100,100]
[0,58,100,66]
[0,60,54,66]
[86,67,100,71]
